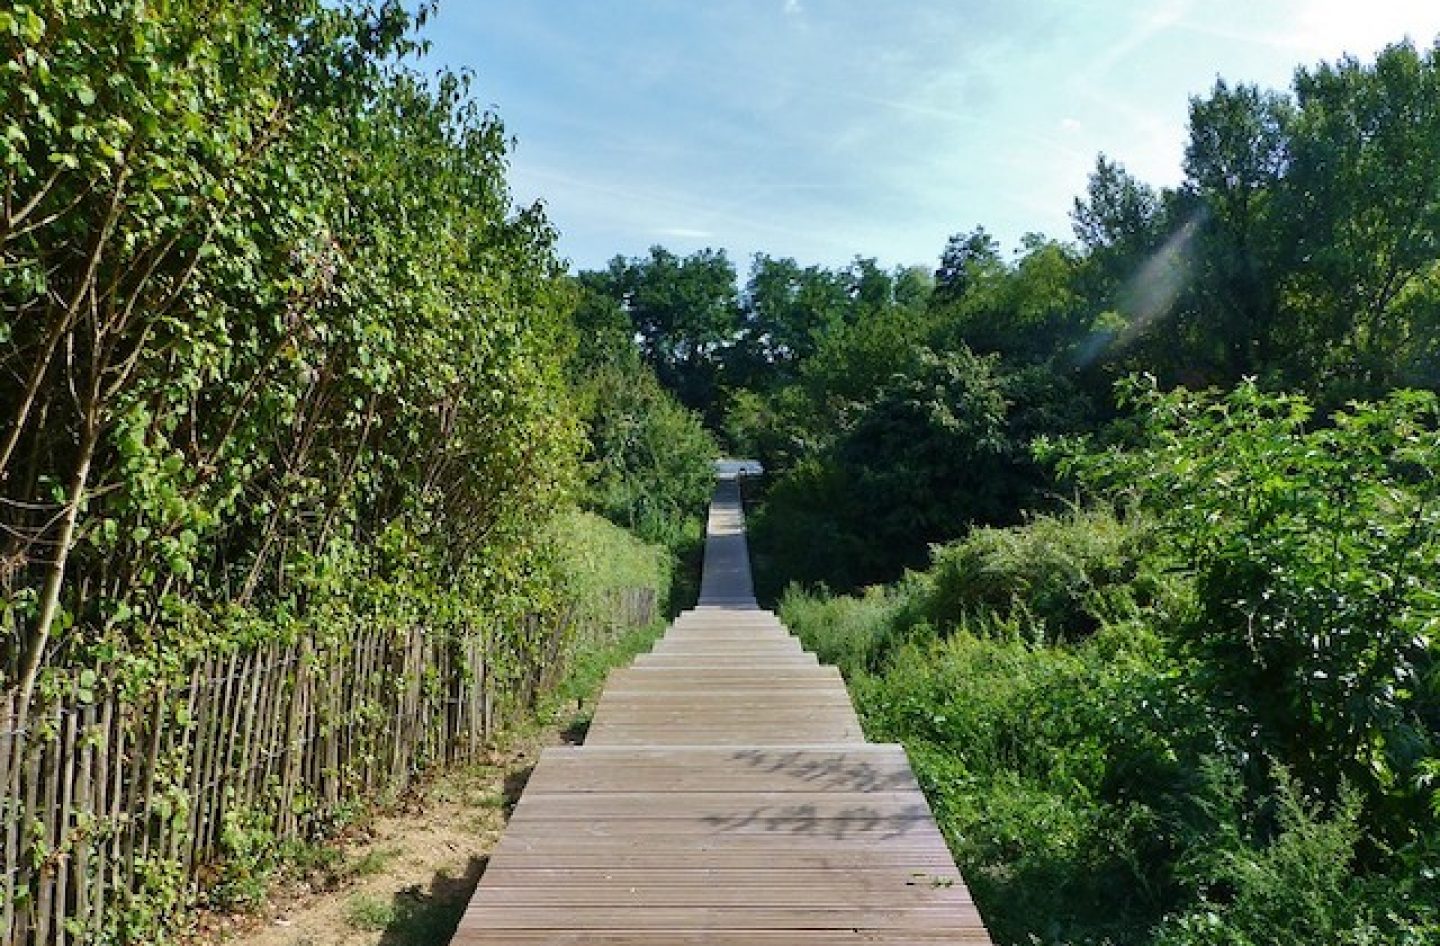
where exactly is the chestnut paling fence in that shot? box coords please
[0,587,657,946]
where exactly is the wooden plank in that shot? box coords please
[592,709,855,721]
[667,626,788,634]
[453,933,990,946]
[606,670,841,684]
[630,655,820,667]
[459,905,984,931]
[492,817,944,841]
[482,850,961,869]
[585,721,864,735]
[592,692,856,705]
[584,729,866,746]
[591,697,854,711]
[466,885,973,908]
[475,866,964,887]
[667,619,787,627]
[587,712,862,730]
[510,791,936,821]
[599,684,847,697]
[523,749,920,794]
[610,663,836,674]
[650,641,803,653]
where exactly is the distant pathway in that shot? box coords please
[453,470,993,944]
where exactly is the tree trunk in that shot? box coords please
[13,416,100,722]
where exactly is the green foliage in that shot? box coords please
[213,806,285,911]
[1053,379,1440,834]
[344,892,398,931]
[565,298,715,609]
[776,582,914,674]
[780,416,1439,945]
[732,254,853,379]
[923,505,1164,644]
[544,510,671,635]
[562,273,716,608]
[1278,43,1440,394]
[578,363,716,553]
[1078,40,1440,396]
[2,0,581,698]
[934,234,1092,364]
[752,349,1090,595]
[579,246,740,419]
[0,4,675,942]
[933,227,1004,305]
[1072,156,1164,261]
[1154,774,1398,946]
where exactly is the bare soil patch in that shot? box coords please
[191,714,577,946]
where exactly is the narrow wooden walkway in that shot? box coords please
[453,473,993,945]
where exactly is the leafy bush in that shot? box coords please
[1154,773,1426,946]
[1053,379,1440,837]
[780,401,1440,945]
[545,510,671,638]
[778,583,914,674]
[579,363,716,552]
[923,505,1164,643]
[1,1,581,701]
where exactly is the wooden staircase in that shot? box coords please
[452,473,993,944]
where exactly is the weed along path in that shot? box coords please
[453,472,994,945]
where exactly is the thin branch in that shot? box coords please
[0,166,129,483]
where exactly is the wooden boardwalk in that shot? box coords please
[453,474,993,945]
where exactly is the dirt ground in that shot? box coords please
[190,717,572,946]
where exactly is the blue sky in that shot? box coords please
[414,1,1440,273]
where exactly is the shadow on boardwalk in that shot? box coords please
[729,747,917,791]
[701,749,930,841]
[701,802,930,840]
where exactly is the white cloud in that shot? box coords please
[656,227,715,239]
[1289,0,1440,57]
[1174,0,1440,62]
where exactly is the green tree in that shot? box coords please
[933,226,1004,304]
[580,365,716,549]
[933,234,1091,364]
[1178,80,1292,380]
[753,347,1083,592]
[581,246,740,418]
[735,253,851,377]
[1281,40,1440,395]
[1072,156,1163,260]
[0,0,577,704]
